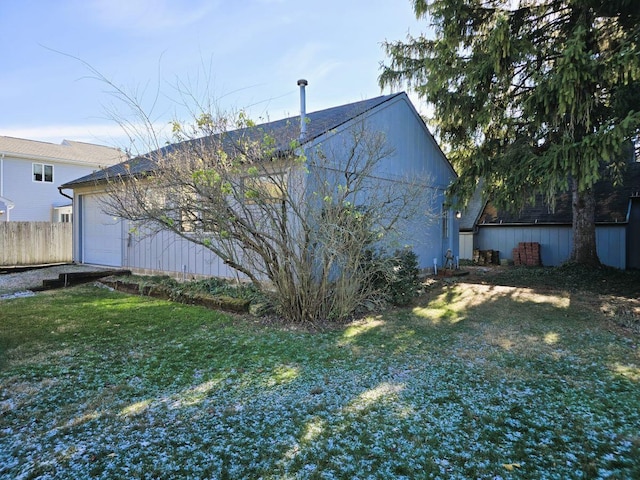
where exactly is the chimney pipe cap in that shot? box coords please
[297,79,308,86]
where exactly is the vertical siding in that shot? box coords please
[0,222,72,265]
[596,226,626,269]
[124,228,242,280]
[74,96,457,278]
[310,96,457,269]
[476,225,572,266]
[628,199,640,269]
[476,224,627,268]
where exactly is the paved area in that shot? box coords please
[0,264,112,295]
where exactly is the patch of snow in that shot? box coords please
[0,290,35,300]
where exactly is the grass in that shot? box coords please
[1,272,639,479]
[470,263,640,298]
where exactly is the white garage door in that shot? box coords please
[82,194,122,266]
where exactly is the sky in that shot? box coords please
[0,0,428,152]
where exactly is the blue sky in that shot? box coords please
[0,0,427,150]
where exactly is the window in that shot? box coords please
[54,205,72,223]
[179,206,217,233]
[442,205,449,239]
[242,173,286,204]
[33,163,53,183]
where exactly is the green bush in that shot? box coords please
[364,248,420,307]
[106,275,273,314]
[188,277,268,303]
[387,249,420,306]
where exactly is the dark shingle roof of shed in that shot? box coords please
[478,162,640,225]
[61,93,402,188]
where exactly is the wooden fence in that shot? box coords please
[0,222,72,266]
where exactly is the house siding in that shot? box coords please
[310,96,458,269]
[1,156,99,222]
[124,228,242,280]
[597,226,627,269]
[476,224,627,268]
[628,198,640,269]
[69,93,458,278]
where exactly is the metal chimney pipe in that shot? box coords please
[297,79,308,141]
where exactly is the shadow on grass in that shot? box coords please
[468,264,640,299]
[338,280,638,386]
[2,282,640,478]
[466,264,640,336]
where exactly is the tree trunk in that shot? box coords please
[570,179,601,266]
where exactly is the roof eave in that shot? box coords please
[479,220,629,227]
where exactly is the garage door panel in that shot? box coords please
[82,194,122,266]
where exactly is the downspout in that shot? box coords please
[0,153,11,221]
[0,153,4,198]
[58,186,73,201]
[297,79,308,141]
[57,186,75,261]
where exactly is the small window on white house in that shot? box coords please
[53,205,73,223]
[33,163,53,183]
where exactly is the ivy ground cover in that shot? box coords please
[1,280,639,479]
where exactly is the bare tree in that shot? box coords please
[98,93,433,323]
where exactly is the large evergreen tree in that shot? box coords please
[381,0,640,265]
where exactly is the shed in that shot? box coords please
[471,162,640,269]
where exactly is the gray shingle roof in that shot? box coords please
[0,136,125,167]
[61,93,403,188]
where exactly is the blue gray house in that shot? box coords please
[61,90,458,279]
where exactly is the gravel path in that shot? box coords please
[0,264,112,296]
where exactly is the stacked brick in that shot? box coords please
[512,242,541,266]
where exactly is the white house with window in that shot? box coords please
[0,136,124,222]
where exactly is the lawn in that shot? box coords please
[1,271,639,479]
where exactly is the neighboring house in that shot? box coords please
[465,161,640,269]
[60,91,458,279]
[0,137,124,222]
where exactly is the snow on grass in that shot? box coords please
[1,284,639,479]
